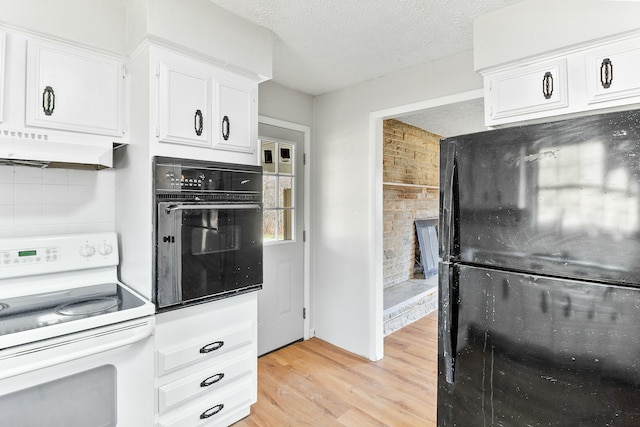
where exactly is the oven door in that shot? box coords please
[0,317,154,427]
[156,202,263,309]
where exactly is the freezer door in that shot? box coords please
[437,264,640,426]
[445,109,640,285]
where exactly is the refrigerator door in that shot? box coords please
[438,263,640,426]
[441,109,640,285]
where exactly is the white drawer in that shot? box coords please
[157,322,252,376]
[158,351,252,414]
[158,378,252,427]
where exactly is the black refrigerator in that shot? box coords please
[438,109,640,426]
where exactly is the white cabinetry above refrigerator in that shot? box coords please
[482,32,640,127]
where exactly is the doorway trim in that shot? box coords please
[258,115,312,340]
[368,88,484,360]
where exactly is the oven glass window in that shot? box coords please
[0,365,116,427]
[262,140,295,242]
[180,205,263,302]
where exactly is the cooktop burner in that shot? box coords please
[0,283,146,337]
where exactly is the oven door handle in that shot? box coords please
[0,319,154,381]
[165,204,261,212]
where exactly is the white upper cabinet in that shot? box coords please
[157,55,211,147]
[585,37,640,105]
[154,47,258,159]
[214,71,256,154]
[484,59,568,123]
[26,39,124,136]
[482,33,640,127]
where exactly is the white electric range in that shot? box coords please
[0,232,155,427]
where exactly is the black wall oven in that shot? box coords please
[153,156,263,311]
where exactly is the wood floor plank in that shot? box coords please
[233,312,438,426]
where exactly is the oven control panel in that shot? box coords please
[1,245,60,266]
[0,233,119,279]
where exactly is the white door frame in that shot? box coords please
[258,115,312,340]
[368,89,484,360]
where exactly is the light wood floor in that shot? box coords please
[233,312,438,426]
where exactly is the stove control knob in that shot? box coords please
[79,243,96,258]
[98,242,113,256]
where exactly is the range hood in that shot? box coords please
[0,129,122,170]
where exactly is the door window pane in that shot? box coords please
[261,140,297,242]
[263,175,277,209]
[279,176,293,208]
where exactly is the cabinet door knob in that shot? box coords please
[222,115,230,141]
[194,109,204,136]
[600,58,613,89]
[542,72,554,100]
[42,86,55,116]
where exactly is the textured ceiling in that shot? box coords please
[208,0,522,95]
[399,97,486,138]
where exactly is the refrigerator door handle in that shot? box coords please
[440,262,458,384]
[439,141,458,261]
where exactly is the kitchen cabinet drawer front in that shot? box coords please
[485,59,568,125]
[158,378,252,427]
[158,351,252,414]
[585,36,640,105]
[157,57,212,147]
[213,72,257,154]
[26,40,123,136]
[157,322,252,376]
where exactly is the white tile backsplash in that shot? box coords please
[15,184,43,205]
[0,166,14,183]
[0,165,115,238]
[14,166,43,184]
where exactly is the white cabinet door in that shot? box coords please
[26,40,123,136]
[157,56,211,147]
[585,36,640,105]
[485,59,569,125]
[213,71,257,154]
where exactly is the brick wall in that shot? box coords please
[383,119,440,288]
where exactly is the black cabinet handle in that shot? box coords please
[42,86,55,116]
[200,403,224,419]
[600,58,613,89]
[200,373,225,387]
[222,115,230,140]
[542,72,554,99]
[194,109,203,136]
[199,340,224,353]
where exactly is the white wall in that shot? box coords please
[474,0,640,70]
[0,0,127,54]
[133,0,273,79]
[259,81,314,127]
[312,51,482,359]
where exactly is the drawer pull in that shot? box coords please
[200,403,224,419]
[199,340,224,353]
[200,373,225,387]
